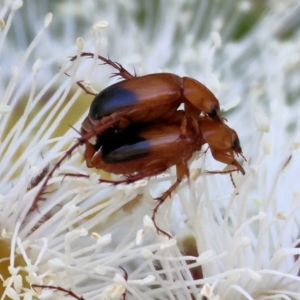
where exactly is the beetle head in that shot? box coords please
[231,134,247,164]
[232,136,242,154]
[207,103,221,122]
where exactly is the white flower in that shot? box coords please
[1,1,300,299]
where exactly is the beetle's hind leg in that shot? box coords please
[31,120,120,213]
[70,52,135,80]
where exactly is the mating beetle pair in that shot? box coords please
[33,52,245,237]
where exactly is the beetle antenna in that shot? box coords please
[32,284,84,300]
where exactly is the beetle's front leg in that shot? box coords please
[152,162,189,238]
[209,148,245,175]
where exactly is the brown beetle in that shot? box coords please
[32,53,245,238]
[81,113,244,237]
[70,52,223,136]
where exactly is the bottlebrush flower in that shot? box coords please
[1,1,300,299]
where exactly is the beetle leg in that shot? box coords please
[98,167,167,184]
[206,169,240,175]
[179,114,188,137]
[31,120,119,212]
[32,285,84,300]
[83,142,98,168]
[184,101,202,119]
[206,169,237,189]
[179,113,199,138]
[76,80,97,96]
[61,173,90,180]
[70,52,134,80]
[152,163,189,238]
[209,148,245,175]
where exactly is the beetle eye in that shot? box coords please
[208,104,220,119]
[232,138,241,151]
